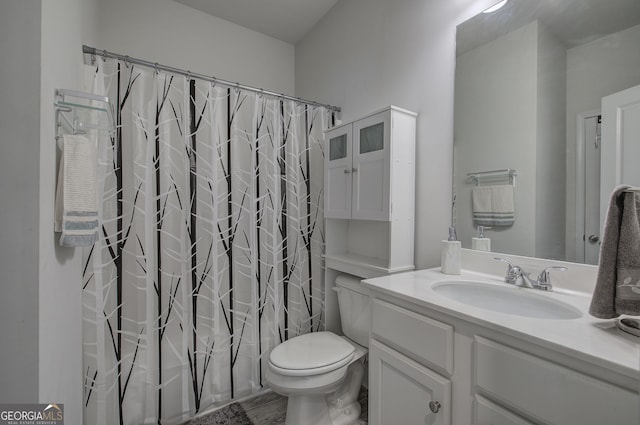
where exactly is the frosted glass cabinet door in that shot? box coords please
[324,125,352,219]
[369,340,451,425]
[352,111,391,220]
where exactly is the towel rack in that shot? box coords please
[624,187,640,193]
[54,89,114,141]
[467,168,517,186]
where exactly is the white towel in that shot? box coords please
[54,134,99,247]
[472,185,515,226]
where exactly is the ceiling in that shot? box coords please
[174,0,339,44]
[457,0,640,55]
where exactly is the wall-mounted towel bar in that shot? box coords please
[54,88,114,141]
[467,168,517,186]
[624,187,640,193]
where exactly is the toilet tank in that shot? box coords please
[335,274,371,347]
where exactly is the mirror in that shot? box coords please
[453,0,640,264]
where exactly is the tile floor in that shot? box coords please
[184,387,368,425]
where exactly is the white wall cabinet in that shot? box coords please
[322,106,416,333]
[324,107,415,221]
[367,292,640,425]
[325,123,353,219]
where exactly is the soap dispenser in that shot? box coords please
[441,227,461,275]
[472,226,491,252]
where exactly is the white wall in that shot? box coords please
[96,0,295,95]
[454,22,538,257]
[295,0,496,269]
[39,0,100,423]
[535,22,566,260]
[0,1,100,419]
[0,0,41,404]
[565,23,640,261]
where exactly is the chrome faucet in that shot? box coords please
[494,258,567,292]
[536,266,568,291]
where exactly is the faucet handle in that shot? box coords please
[494,257,514,271]
[494,257,518,283]
[537,266,567,288]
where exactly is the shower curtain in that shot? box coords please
[81,61,328,425]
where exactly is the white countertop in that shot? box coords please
[362,268,640,378]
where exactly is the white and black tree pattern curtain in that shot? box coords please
[82,61,328,425]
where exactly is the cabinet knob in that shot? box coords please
[343,169,351,174]
[428,401,441,413]
[352,167,358,173]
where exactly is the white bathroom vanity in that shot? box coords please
[363,251,640,425]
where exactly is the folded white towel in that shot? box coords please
[54,134,99,247]
[472,185,515,226]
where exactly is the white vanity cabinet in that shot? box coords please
[367,291,640,425]
[473,336,639,425]
[324,106,415,221]
[369,340,451,425]
[369,298,453,425]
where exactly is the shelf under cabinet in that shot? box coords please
[323,252,414,278]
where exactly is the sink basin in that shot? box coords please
[432,281,582,320]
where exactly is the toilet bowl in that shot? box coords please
[266,274,370,425]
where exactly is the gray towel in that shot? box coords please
[589,185,640,319]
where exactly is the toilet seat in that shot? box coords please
[269,332,355,376]
[269,352,355,377]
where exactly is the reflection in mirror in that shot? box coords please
[453,0,640,264]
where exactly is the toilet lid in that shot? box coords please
[270,332,355,371]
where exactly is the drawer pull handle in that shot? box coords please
[352,167,358,173]
[343,169,351,174]
[429,401,441,413]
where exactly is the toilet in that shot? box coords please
[266,274,370,425]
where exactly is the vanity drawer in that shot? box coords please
[474,337,639,425]
[371,298,454,375]
[474,396,535,425]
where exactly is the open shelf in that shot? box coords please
[55,88,114,141]
[323,252,414,278]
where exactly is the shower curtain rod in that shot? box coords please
[82,45,341,113]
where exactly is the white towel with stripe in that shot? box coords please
[472,185,515,226]
[54,134,99,247]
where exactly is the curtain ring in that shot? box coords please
[124,56,130,68]
[211,78,217,88]
[258,89,264,98]
[187,71,192,81]
[90,54,96,65]
[102,50,107,62]
[154,63,159,75]
[234,83,240,94]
